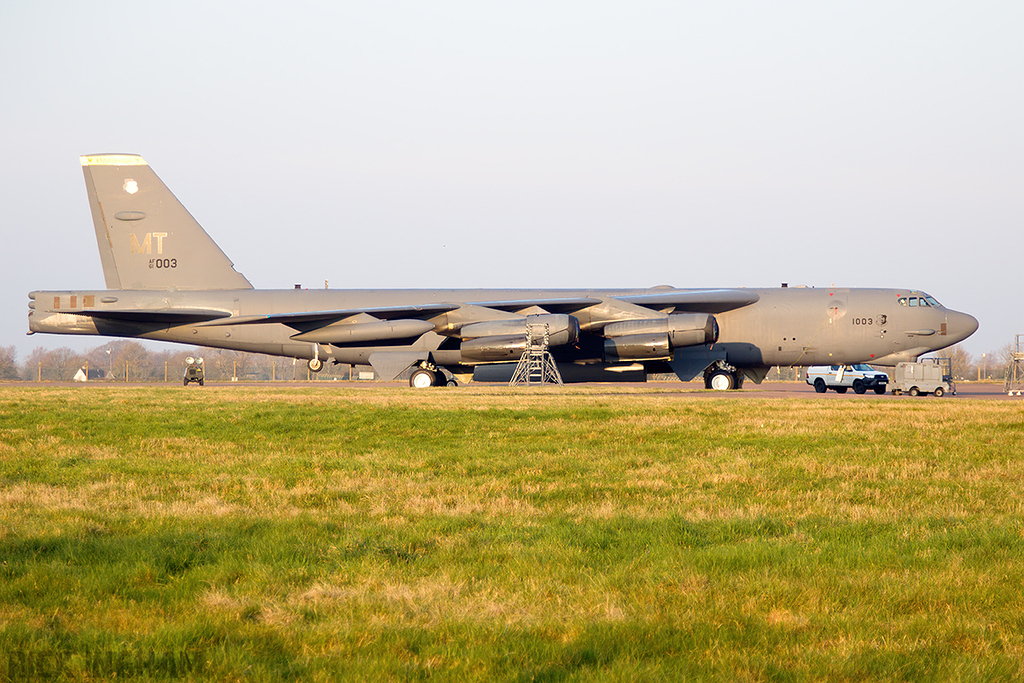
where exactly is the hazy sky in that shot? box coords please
[2,1,1021,359]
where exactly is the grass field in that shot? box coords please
[1,385,1022,681]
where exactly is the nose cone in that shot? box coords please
[946,310,979,344]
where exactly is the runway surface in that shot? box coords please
[2,380,1020,399]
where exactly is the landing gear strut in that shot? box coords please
[308,343,324,372]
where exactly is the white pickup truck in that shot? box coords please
[806,364,889,394]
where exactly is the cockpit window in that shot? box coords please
[900,294,942,308]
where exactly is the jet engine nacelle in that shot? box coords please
[459,335,527,363]
[603,313,718,362]
[459,314,580,348]
[603,333,670,361]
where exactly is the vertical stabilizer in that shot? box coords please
[82,154,253,290]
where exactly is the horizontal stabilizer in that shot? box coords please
[66,308,231,324]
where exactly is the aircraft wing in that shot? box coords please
[198,297,601,329]
[462,296,601,312]
[63,292,750,334]
[614,289,759,313]
[197,303,462,328]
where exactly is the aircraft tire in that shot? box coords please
[183,378,189,386]
[446,379,459,387]
[853,379,866,394]
[708,370,734,391]
[199,379,204,386]
[308,358,323,373]
[410,369,436,389]
[933,386,945,397]
[813,378,827,393]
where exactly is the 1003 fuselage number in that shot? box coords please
[149,258,177,269]
[852,315,886,326]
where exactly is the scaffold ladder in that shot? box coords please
[509,323,563,386]
[1004,334,1024,396]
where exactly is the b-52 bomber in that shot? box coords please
[28,154,978,388]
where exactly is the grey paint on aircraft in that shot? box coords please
[28,155,979,388]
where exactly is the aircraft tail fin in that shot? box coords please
[81,154,253,290]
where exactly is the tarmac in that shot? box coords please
[2,380,1020,399]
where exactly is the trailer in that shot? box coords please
[891,358,953,397]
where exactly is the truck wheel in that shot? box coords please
[933,386,945,397]
[853,379,866,394]
[813,378,827,393]
[874,386,886,395]
[834,386,848,393]
[908,386,919,397]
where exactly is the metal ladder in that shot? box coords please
[1004,334,1024,396]
[509,323,563,386]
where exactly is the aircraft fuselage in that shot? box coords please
[29,285,977,374]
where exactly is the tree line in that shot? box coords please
[0,340,1017,383]
[0,341,357,382]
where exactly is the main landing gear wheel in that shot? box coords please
[707,370,734,391]
[308,358,323,373]
[409,368,436,389]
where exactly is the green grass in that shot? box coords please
[1,386,1023,681]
